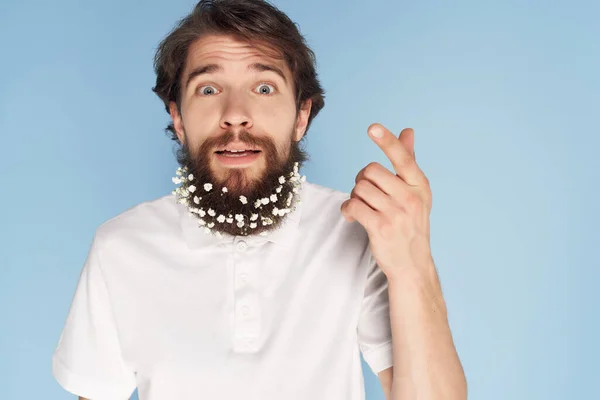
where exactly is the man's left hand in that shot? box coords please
[340,123,433,282]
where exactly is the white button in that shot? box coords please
[237,241,248,251]
[239,273,248,283]
[241,306,250,316]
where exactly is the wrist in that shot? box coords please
[386,260,447,315]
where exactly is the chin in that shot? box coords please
[214,160,264,180]
[214,168,263,193]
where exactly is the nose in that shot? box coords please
[219,95,253,131]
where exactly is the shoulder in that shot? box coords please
[300,180,350,215]
[93,193,180,248]
[300,180,369,247]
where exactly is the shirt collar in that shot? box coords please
[177,181,305,249]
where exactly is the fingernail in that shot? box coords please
[369,128,383,138]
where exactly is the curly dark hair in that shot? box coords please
[152,0,326,143]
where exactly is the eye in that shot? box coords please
[255,83,276,95]
[197,85,220,96]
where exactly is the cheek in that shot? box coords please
[181,103,221,142]
[255,103,297,141]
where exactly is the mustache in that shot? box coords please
[205,130,272,151]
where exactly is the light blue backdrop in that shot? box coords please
[1,0,598,399]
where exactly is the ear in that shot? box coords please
[293,98,312,141]
[169,101,186,144]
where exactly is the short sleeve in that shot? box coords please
[52,232,136,400]
[357,247,394,375]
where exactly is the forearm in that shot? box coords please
[387,261,467,400]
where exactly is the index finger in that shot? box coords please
[368,123,424,186]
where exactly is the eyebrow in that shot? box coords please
[184,62,288,90]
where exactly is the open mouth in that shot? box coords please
[214,149,262,166]
[215,149,261,157]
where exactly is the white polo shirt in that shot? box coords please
[52,180,393,400]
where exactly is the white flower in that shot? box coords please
[254,199,262,208]
[239,195,248,204]
[193,196,200,204]
[237,221,245,228]
[272,207,279,216]
[188,185,196,193]
[204,227,211,234]
[276,186,282,193]
[250,222,257,229]
[188,174,194,181]
[176,168,183,176]
[250,213,258,221]
[217,215,226,223]
[207,222,215,228]
[261,197,270,205]
[270,194,277,202]
[208,209,216,217]
[198,219,206,226]
[222,187,228,193]
[279,176,286,184]
[172,177,181,184]
[259,231,268,236]
[235,214,244,222]
[199,209,206,217]
[204,183,213,191]
[226,217,234,223]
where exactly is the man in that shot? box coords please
[52,0,466,399]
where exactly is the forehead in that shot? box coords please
[184,34,288,75]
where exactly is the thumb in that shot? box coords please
[398,128,415,158]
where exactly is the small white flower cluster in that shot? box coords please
[172,162,305,237]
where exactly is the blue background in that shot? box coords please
[1,0,598,399]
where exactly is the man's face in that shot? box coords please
[169,34,311,194]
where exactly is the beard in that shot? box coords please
[172,128,309,238]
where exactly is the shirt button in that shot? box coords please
[237,241,248,251]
